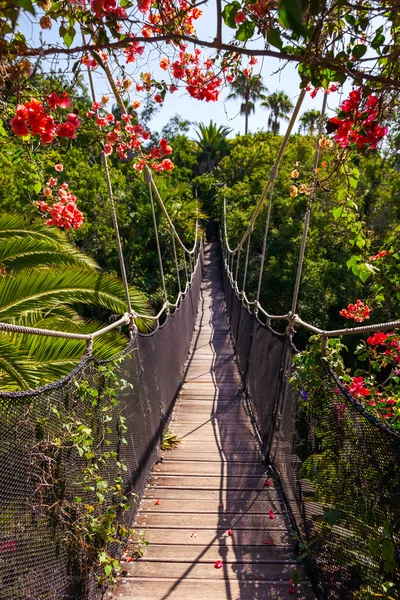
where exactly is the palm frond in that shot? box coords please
[0,267,150,321]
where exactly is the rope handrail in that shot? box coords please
[223,257,400,338]
[0,313,130,341]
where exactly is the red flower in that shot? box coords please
[214,560,223,569]
[227,529,233,536]
[349,376,370,398]
[160,159,174,171]
[268,509,275,519]
[160,138,173,155]
[367,332,390,346]
[339,299,371,322]
[369,250,389,261]
[55,164,63,172]
[264,479,271,487]
[154,94,163,104]
[57,121,77,139]
[235,9,245,23]
[10,116,29,136]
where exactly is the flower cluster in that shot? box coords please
[90,0,127,19]
[87,102,174,171]
[305,82,338,99]
[36,165,84,230]
[367,331,400,365]
[289,164,312,198]
[369,250,389,261]
[170,46,222,102]
[327,88,388,150]
[339,299,371,322]
[10,94,81,143]
[349,376,370,397]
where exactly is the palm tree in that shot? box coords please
[226,74,268,135]
[0,214,150,390]
[261,91,294,135]
[299,109,321,134]
[193,121,233,173]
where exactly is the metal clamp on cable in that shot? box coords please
[269,166,279,181]
[144,165,152,184]
[85,337,93,356]
[286,312,295,337]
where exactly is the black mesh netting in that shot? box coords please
[0,249,203,600]
[222,257,400,599]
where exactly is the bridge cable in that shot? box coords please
[146,170,169,305]
[83,31,132,320]
[290,91,328,317]
[225,89,306,256]
[171,228,182,295]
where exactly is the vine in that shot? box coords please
[27,357,136,592]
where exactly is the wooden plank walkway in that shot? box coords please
[113,243,314,600]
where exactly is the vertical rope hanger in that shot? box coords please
[82,33,132,316]
[145,167,168,305]
[170,228,182,295]
[255,177,277,306]
[291,91,328,316]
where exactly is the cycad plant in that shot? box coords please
[193,121,232,173]
[0,215,150,390]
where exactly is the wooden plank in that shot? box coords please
[152,462,266,476]
[133,512,286,530]
[122,560,303,581]
[136,544,296,562]
[138,499,280,514]
[113,579,315,600]
[131,528,293,547]
[142,488,273,501]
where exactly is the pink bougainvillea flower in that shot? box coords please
[349,376,370,398]
[234,9,245,23]
[227,529,233,536]
[288,588,295,595]
[214,560,223,569]
[126,556,133,563]
[154,499,160,505]
[55,164,63,172]
[191,532,197,538]
[154,94,163,104]
[268,509,275,519]
[339,299,371,322]
[264,479,271,487]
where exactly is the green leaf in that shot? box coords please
[104,564,112,576]
[292,571,301,585]
[221,1,241,29]
[33,182,41,194]
[235,20,255,41]
[64,26,76,48]
[278,0,305,35]
[267,28,283,49]
[323,508,340,526]
[332,207,342,221]
[352,44,367,60]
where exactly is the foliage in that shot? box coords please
[161,428,181,451]
[27,358,137,591]
[0,214,150,390]
[193,120,233,173]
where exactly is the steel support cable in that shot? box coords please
[146,169,199,257]
[171,228,182,295]
[256,179,276,305]
[242,230,252,293]
[226,90,306,256]
[291,91,328,317]
[82,32,132,317]
[146,174,168,305]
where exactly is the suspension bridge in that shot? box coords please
[0,95,399,600]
